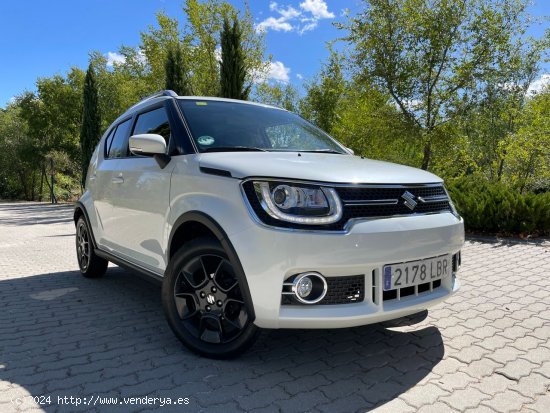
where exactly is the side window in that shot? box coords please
[107,118,132,159]
[104,128,115,157]
[132,107,171,147]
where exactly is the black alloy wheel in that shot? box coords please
[75,216,108,278]
[162,238,259,358]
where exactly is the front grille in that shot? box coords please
[243,181,451,231]
[382,279,442,301]
[281,275,364,305]
[336,185,450,219]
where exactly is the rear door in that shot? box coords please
[92,117,133,251]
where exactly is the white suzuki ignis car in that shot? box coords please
[75,90,464,358]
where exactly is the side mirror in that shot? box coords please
[346,147,355,155]
[129,134,166,155]
[129,134,171,169]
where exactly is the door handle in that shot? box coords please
[111,175,124,184]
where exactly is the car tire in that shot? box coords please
[162,237,259,359]
[75,216,108,278]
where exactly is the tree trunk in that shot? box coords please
[39,163,45,202]
[421,141,432,170]
[44,173,55,203]
[18,169,29,201]
[497,157,505,181]
[31,170,37,201]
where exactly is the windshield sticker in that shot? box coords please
[197,136,215,146]
[196,102,208,106]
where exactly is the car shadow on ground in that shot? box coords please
[0,268,444,412]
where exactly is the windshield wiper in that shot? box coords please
[203,146,268,153]
[297,149,345,154]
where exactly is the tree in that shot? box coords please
[139,1,269,97]
[0,104,37,200]
[80,64,101,188]
[15,68,84,201]
[331,81,421,164]
[504,87,550,192]
[219,17,249,99]
[457,35,548,181]
[341,0,537,170]
[254,82,299,112]
[299,49,346,134]
[165,45,192,95]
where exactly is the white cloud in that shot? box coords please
[296,73,303,80]
[298,21,318,34]
[256,0,334,34]
[270,2,301,19]
[106,51,125,67]
[299,0,334,19]
[256,16,293,32]
[527,73,550,96]
[251,60,291,83]
[268,61,291,82]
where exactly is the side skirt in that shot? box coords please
[95,249,164,285]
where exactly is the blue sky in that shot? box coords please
[0,0,548,108]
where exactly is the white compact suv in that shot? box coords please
[75,90,464,358]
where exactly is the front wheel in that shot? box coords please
[162,238,259,358]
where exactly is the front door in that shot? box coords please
[107,105,175,274]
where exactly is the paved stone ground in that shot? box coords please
[0,202,549,413]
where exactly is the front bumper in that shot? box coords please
[229,212,464,329]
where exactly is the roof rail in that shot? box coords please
[127,90,178,111]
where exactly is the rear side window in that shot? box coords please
[104,128,115,156]
[132,107,171,146]
[106,118,132,159]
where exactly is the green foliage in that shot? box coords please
[9,68,84,201]
[80,65,101,187]
[299,49,345,134]
[165,45,192,95]
[139,1,268,97]
[140,12,182,92]
[219,17,249,99]
[340,0,537,170]
[329,81,420,165]
[0,105,36,200]
[447,176,550,235]
[502,87,550,192]
[253,83,299,112]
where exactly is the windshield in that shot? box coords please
[178,99,347,154]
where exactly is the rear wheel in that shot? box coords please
[162,238,259,358]
[76,216,108,278]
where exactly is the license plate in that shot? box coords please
[383,255,451,291]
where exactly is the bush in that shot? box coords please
[446,176,550,235]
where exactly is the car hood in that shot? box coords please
[197,152,443,184]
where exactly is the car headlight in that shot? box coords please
[252,181,343,225]
[444,186,461,219]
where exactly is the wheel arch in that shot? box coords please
[168,211,256,321]
[74,202,98,249]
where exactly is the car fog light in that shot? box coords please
[296,277,313,298]
[291,272,327,304]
